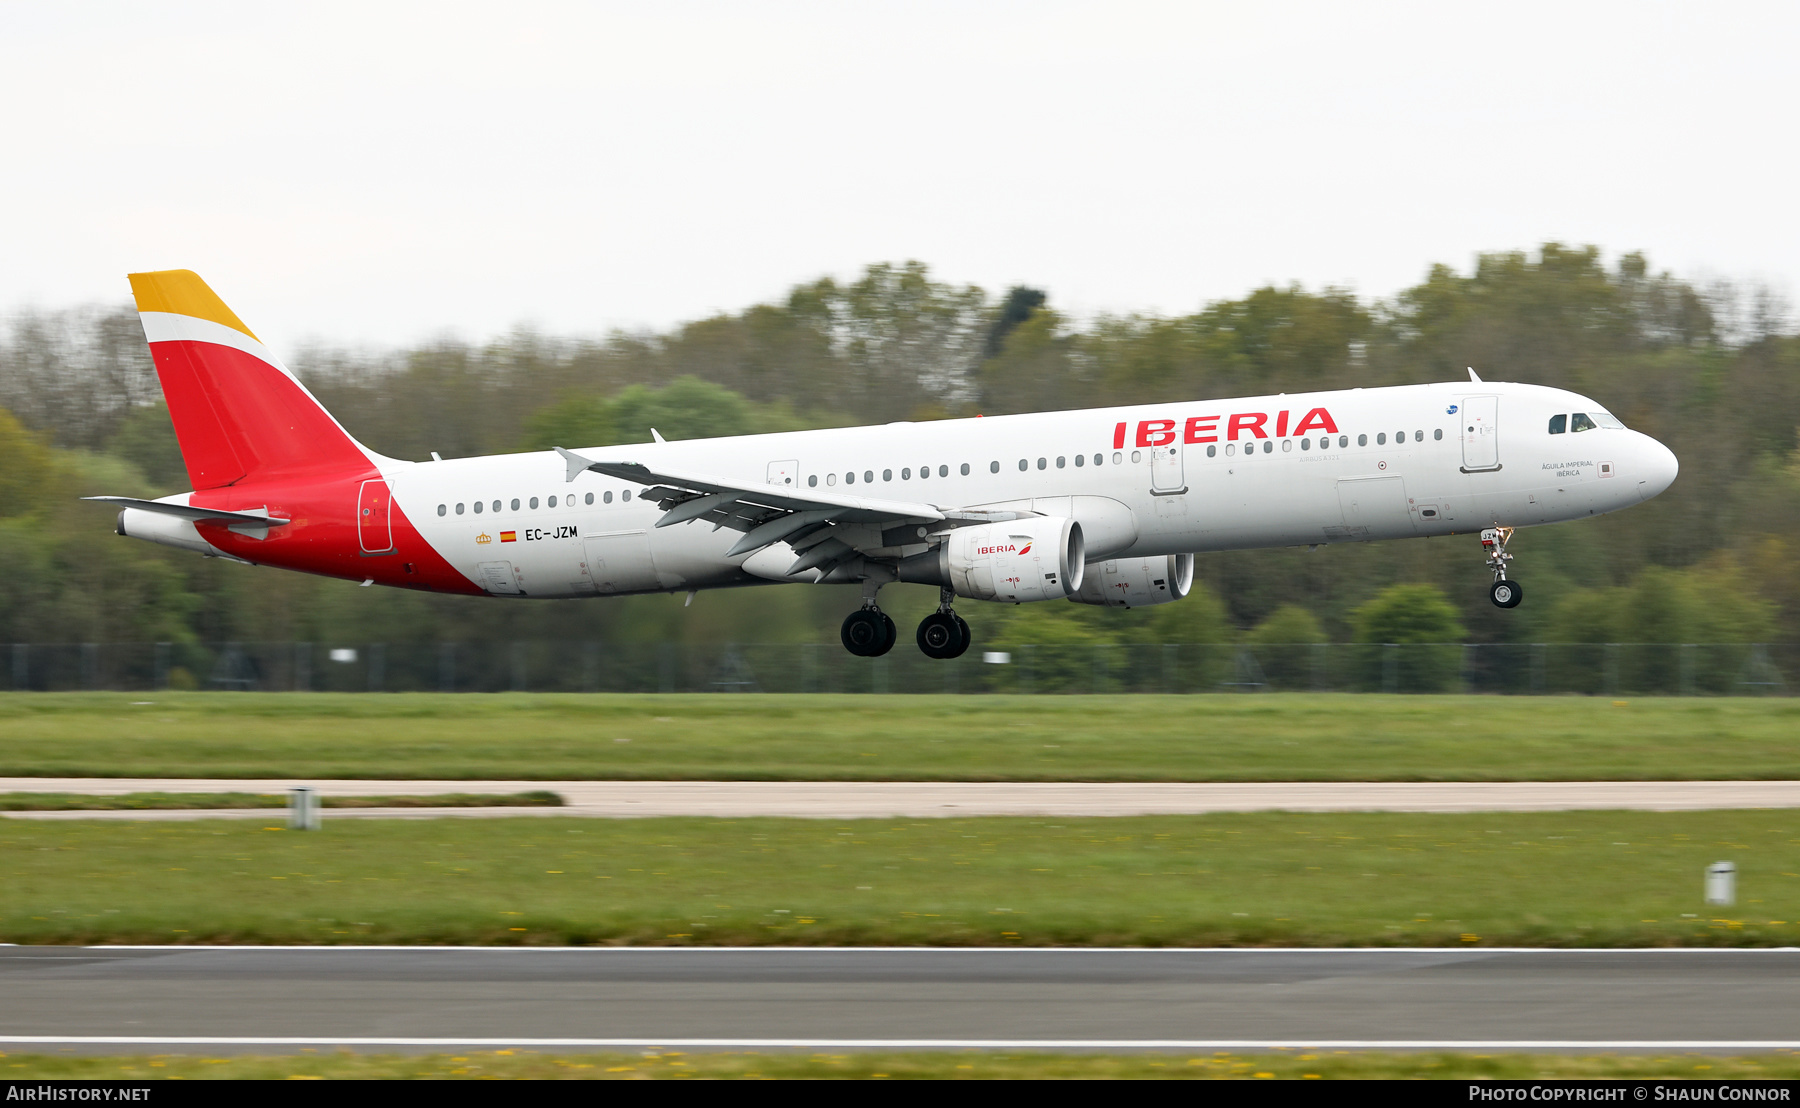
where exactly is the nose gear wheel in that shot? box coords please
[1481,526,1523,608]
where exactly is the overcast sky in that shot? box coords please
[2,1,1795,353]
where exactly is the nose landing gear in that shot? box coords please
[917,588,971,660]
[1483,526,1523,609]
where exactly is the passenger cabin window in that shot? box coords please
[529,497,539,508]
[455,503,465,515]
[1207,445,1217,457]
[845,472,855,484]
[1056,456,1065,468]
[1074,454,1084,467]
[1571,412,1597,433]
[1037,457,1047,469]
[604,491,613,503]
[827,474,837,486]
[1414,430,1423,442]
[492,500,501,511]
[958,464,967,475]
[1339,435,1348,447]
[548,495,557,507]
[864,470,873,483]
[1433,429,1443,441]
[474,501,483,513]
[902,468,911,479]
[1358,434,1368,446]
[882,469,892,481]
[437,504,446,516]
[990,461,1000,473]
[1376,433,1386,445]
[808,475,817,487]
[622,490,631,502]
[1300,438,1311,451]
[511,498,520,510]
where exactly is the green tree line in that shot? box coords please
[2,246,1797,657]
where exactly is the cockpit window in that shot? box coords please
[1593,409,1625,429]
[1571,412,1597,433]
[1548,414,1566,434]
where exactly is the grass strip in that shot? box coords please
[3,692,1800,782]
[3,810,1797,946]
[0,791,563,811]
[3,1049,1798,1080]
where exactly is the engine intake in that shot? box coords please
[1070,553,1194,608]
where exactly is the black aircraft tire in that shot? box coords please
[917,613,960,659]
[1490,579,1523,609]
[841,610,886,656]
[950,612,972,658]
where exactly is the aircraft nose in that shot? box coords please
[1635,434,1678,502]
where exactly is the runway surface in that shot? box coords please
[2,947,1797,1050]
[3,778,1800,819]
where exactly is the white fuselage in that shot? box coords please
[382,380,1678,599]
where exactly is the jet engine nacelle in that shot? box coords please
[901,516,1085,603]
[1070,553,1194,608]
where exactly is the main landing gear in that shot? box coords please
[840,587,972,659]
[841,603,897,657]
[1483,526,1523,609]
[917,588,971,660]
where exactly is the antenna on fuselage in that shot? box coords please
[1468,366,1483,383]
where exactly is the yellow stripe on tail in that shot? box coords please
[127,269,261,343]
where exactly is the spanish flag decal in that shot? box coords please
[500,531,517,543]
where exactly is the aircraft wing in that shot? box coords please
[556,447,1031,574]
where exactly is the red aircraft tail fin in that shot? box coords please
[127,270,374,489]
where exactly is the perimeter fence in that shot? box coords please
[2,641,1793,696]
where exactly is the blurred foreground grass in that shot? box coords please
[4,811,1797,946]
[4,693,1800,781]
[4,1049,1799,1079]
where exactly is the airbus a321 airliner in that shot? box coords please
[95,270,1680,659]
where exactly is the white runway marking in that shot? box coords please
[2,1036,1797,1050]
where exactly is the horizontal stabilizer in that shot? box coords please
[82,496,290,529]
